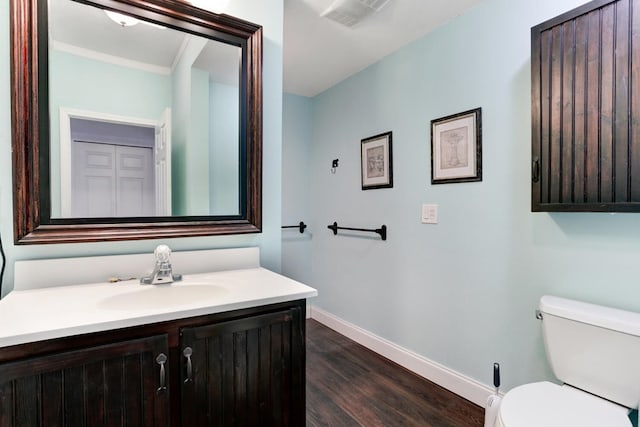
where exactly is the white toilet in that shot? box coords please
[495,295,640,427]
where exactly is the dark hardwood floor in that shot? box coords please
[306,320,485,427]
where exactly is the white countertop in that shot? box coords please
[0,267,317,348]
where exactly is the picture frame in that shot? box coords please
[361,131,393,190]
[430,108,482,184]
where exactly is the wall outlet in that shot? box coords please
[421,204,438,224]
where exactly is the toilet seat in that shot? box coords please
[496,381,631,427]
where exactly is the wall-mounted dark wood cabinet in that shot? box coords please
[532,0,640,211]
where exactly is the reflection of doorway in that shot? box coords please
[59,108,172,217]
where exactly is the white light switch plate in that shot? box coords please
[421,204,438,224]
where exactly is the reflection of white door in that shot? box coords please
[59,108,172,217]
[71,142,154,217]
[155,108,172,216]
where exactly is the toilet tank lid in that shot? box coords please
[540,296,640,337]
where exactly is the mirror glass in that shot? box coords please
[10,0,262,244]
[49,0,240,218]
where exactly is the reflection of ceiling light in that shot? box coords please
[104,10,166,29]
[189,0,230,14]
[104,10,139,27]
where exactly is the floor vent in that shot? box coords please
[320,0,391,27]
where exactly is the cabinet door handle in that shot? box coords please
[156,353,167,392]
[532,157,540,183]
[183,347,193,383]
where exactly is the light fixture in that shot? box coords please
[188,0,230,14]
[104,10,139,27]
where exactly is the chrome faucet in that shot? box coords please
[140,245,182,285]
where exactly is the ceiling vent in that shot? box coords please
[321,0,391,27]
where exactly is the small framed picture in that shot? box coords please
[361,131,393,190]
[430,108,482,184]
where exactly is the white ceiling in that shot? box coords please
[49,0,239,85]
[50,0,485,98]
[49,0,185,68]
[283,0,485,97]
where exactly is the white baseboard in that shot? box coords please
[309,305,493,407]
[306,302,312,319]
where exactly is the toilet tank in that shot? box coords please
[540,295,640,409]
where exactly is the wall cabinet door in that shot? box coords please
[0,334,169,427]
[179,306,305,426]
[531,0,640,212]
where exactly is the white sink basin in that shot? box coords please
[98,283,228,310]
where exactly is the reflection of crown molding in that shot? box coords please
[51,40,171,76]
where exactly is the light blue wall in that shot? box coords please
[189,66,211,214]
[209,81,240,215]
[282,93,312,285]
[49,50,171,118]
[172,36,212,215]
[171,36,207,216]
[285,0,640,391]
[0,0,283,295]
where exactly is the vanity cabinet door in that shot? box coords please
[179,304,305,426]
[0,334,170,427]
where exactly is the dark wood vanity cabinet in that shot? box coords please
[0,300,306,427]
[180,306,305,426]
[0,334,170,426]
[531,0,640,212]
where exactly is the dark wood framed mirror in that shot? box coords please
[10,0,262,244]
